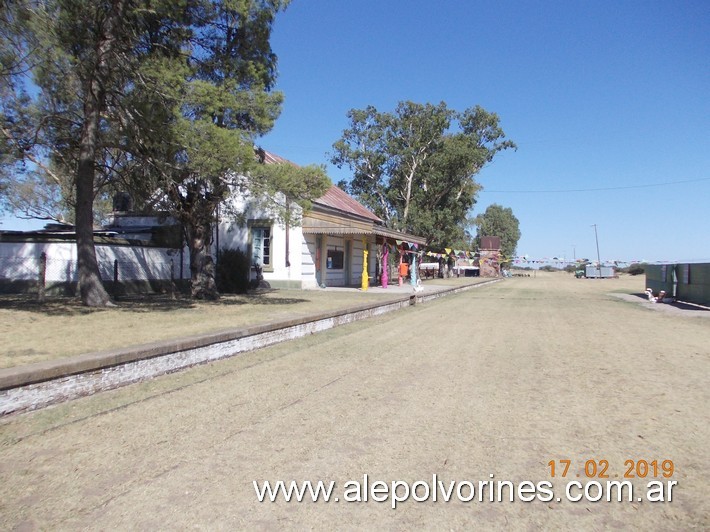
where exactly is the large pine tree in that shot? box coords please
[2,0,329,303]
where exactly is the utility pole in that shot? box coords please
[592,224,602,279]
[572,244,576,261]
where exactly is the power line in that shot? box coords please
[485,176,710,193]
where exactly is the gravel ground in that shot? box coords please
[0,272,708,530]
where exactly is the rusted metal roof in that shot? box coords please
[314,185,383,223]
[302,225,372,236]
[259,148,297,166]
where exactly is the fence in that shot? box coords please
[0,244,189,298]
[645,263,710,307]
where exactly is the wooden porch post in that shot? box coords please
[361,237,369,291]
[320,235,328,287]
[398,243,404,287]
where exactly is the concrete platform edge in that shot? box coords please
[0,279,500,415]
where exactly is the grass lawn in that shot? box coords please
[0,277,490,369]
[1,270,708,529]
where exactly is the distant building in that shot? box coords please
[479,236,501,277]
[585,265,615,278]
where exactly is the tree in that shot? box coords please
[115,1,329,299]
[473,203,521,261]
[331,101,515,247]
[0,1,25,171]
[1,0,42,210]
[2,0,171,306]
[1,0,326,303]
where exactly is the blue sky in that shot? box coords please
[2,0,707,263]
[258,0,709,263]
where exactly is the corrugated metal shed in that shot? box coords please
[585,265,615,278]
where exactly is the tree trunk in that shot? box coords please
[75,0,126,307]
[75,71,111,306]
[402,158,418,224]
[187,218,219,300]
[76,155,111,306]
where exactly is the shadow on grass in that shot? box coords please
[0,291,310,316]
[0,294,198,316]
[218,295,309,306]
[630,292,710,312]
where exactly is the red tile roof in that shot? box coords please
[259,148,382,223]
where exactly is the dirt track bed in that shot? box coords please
[1,272,708,529]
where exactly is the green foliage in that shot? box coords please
[111,0,300,300]
[331,101,515,247]
[473,203,521,261]
[1,0,166,304]
[247,162,331,224]
[628,264,645,276]
[1,0,40,207]
[216,248,251,294]
[1,0,304,301]
[620,263,646,276]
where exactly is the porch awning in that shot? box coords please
[373,226,427,246]
[301,217,373,235]
[302,220,427,245]
[302,210,428,245]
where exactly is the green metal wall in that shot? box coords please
[645,263,710,307]
[678,263,710,306]
[645,264,674,296]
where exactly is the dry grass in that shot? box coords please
[0,271,708,529]
[0,288,395,369]
[0,277,491,369]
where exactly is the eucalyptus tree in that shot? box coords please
[331,101,515,247]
